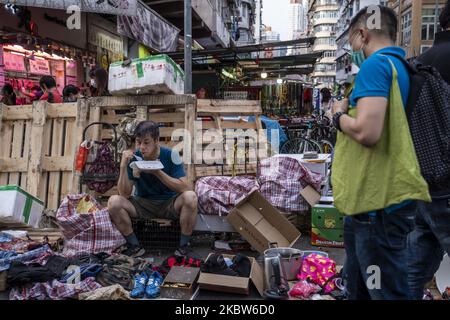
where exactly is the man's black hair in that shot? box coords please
[349,5,398,42]
[134,121,160,141]
[62,85,79,98]
[440,0,450,30]
[39,75,57,89]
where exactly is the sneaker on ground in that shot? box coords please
[174,245,201,259]
[130,271,149,299]
[145,271,164,299]
[123,245,146,258]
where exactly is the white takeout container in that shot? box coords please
[130,160,164,171]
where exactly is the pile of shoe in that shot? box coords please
[201,253,251,278]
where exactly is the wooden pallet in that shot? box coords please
[0,100,88,210]
[194,99,269,182]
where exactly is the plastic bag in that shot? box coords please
[288,280,322,299]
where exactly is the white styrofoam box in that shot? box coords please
[0,185,44,228]
[109,54,185,96]
[275,154,331,178]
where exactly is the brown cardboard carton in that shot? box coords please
[226,190,301,253]
[300,185,322,207]
[197,254,264,296]
[160,266,200,300]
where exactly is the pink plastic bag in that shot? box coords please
[298,253,337,293]
[289,280,321,299]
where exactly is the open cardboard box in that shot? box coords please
[226,190,301,253]
[197,254,264,296]
[160,266,200,300]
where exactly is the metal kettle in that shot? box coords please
[263,252,289,300]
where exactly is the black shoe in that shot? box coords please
[123,245,146,258]
[201,253,239,277]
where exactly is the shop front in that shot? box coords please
[0,43,84,104]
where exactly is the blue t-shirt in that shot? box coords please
[349,46,412,215]
[127,147,186,200]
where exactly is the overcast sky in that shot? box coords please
[263,0,290,40]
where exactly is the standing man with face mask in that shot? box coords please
[331,6,430,300]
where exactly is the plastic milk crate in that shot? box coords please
[132,218,181,251]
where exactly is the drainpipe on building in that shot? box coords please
[184,0,192,94]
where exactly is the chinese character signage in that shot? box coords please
[29,59,51,75]
[3,51,26,72]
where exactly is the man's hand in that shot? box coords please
[121,149,135,169]
[139,169,162,177]
[332,98,349,115]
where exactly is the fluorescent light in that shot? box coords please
[277,78,283,84]
[261,72,268,79]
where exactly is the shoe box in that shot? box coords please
[197,253,264,297]
[311,196,344,248]
[226,190,301,253]
[160,266,200,300]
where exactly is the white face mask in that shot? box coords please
[90,79,97,88]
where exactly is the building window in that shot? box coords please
[323,50,336,58]
[313,11,338,20]
[313,24,336,33]
[421,8,442,41]
[315,64,336,72]
[355,0,360,12]
[315,37,336,45]
[420,45,432,54]
[401,11,412,47]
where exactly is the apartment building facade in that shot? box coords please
[388,0,446,58]
[307,0,339,88]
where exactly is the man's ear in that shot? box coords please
[361,28,370,43]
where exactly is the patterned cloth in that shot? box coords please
[258,156,322,213]
[195,176,259,216]
[56,194,126,258]
[0,232,13,243]
[9,277,102,300]
[0,245,53,272]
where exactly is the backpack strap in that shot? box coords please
[381,52,418,74]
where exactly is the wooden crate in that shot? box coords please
[194,99,269,182]
[0,100,88,210]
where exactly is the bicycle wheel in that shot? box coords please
[280,138,323,154]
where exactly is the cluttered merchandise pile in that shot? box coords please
[0,150,355,301]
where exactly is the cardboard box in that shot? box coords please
[0,185,44,228]
[312,198,344,229]
[311,197,344,248]
[109,54,184,95]
[226,190,301,253]
[311,228,344,248]
[197,254,264,296]
[160,266,200,300]
[275,154,331,178]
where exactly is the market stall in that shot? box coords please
[0,44,84,104]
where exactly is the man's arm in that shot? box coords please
[151,170,191,193]
[117,150,134,197]
[334,97,388,147]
